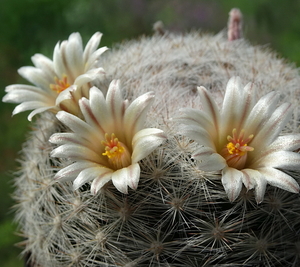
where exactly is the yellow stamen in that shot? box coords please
[222,128,254,169]
[101,133,131,169]
[50,75,71,93]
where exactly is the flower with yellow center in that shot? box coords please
[49,80,166,194]
[176,76,300,203]
[3,32,108,120]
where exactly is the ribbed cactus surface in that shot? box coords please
[13,31,300,266]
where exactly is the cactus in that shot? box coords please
[8,17,300,267]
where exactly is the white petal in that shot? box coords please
[73,68,105,87]
[131,128,166,163]
[251,102,293,149]
[220,76,243,135]
[106,80,124,129]
[243,91,278,134]
[50,144,104,163]
[28,106,56,121]
[3,89,49,103]
[53,42,66,77]
[12,101,53,116]
[258,167,300,193]
[56,111,103,142]
[126,163,141,190]
[197,86,220,133]
[177,108,214,129]
[83,32,103,61]
[179,124,216,149]
[90,170,113,195]
[124,91,155,141]
[254,134,300,160]
[31,53,55,80]
[49,132,92,148]
[74,166,112,190]
[111,168,129,194]
[111,164,141,193]
[241,168,267,203]
[254,151,300,170]
[221,167,243,202]
[88,86,112,133]
[55,86,74,105]
[54,161,99,182]
[5,84,45,93]
[18,66,51,90]
[240,168,257,190]
[193,146,227,172]
[65,32,84,78]
[85,46,108,70]
[79,97,102,131]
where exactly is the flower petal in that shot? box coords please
[193,146,227,172]
[131,128,166,163]
[243,91,278,135]
[220,77,243,135]
[221,167,243,202]
[254,151,300,170]
[124,91,155,142]
[176,107,218,143]
[50,144,104,163]
[28,106,56,121]
[12,101,53,116]
[74,68,105,87]
[179,124,216,150]
[74,166,112,191]
[18,66,51,90]
[88,86,111,131]
[197,86,220,136]
[54,161,99,182]
[49,132,94,149]
[31,53,55,80]
[90,169,114,194]
[241,168,267,203]
[106,80,124,130]
[251,102,293,149]
[258,167,300,193]
[126,163,141,190]
[111,168,129,194]
[83,32,103,60]
[3,89,49,103]
[56,111,103,142]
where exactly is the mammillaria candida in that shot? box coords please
[6,10,300,267]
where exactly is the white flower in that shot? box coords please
[177,76,300,203]
[3,32,108,120]
[49,80,166,194]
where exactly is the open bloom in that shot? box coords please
[177,76,300,202]
[3,32,108,120]
[49,80,166,194]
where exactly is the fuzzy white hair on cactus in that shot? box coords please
[176,76,300,203]
[49,79,166,194]
[3,32,108,120]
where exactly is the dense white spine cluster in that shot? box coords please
[13,31,300,266]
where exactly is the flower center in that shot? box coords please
[222,128,254,169]
[101,133,131,170]
[50,75,71,93]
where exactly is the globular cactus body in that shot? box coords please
[14,31,300,266]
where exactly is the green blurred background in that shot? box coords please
[0,0,300,266]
